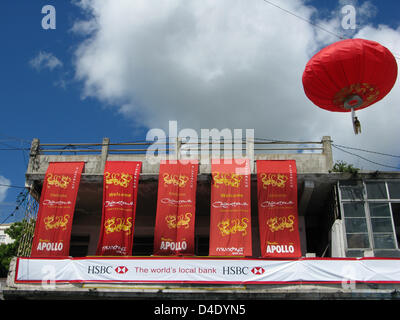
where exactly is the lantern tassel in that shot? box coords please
[351,108,361,134]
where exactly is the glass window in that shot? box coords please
[346,250,365,257]
[369,202,396,249]
[346,233,370,249]
[391,203,400,248]
[369,203,391,217]
[343,202,365,217]
[388,182,400,199]
[373,234,396,249]
[345,218,368,233]
[371,218,394,233]
[340,181,364,200]
[366,182,387,199]
[340,180,400,253]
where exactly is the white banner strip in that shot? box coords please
[15,257,400,284]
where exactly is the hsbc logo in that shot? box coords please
[222,266,249,275]
[87,265,112,274]
[251,267,265,275]
[222,266,266,276]
[87,265,129,275]
[115,266,129,274]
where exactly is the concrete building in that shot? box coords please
[0,224,14,245]
[4,136,400,299]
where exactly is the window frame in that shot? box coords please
[338,180,400,252]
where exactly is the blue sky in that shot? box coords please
[1,0,400,223]
[0,1,148,222]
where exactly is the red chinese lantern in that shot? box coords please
[302,38,397,134]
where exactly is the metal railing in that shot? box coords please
[32,137,328,156]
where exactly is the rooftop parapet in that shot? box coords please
[26,136,333,185]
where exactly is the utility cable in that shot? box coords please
[332,143,400,158]
[0,183,26,189]
[332,144,400,170]
[261,0,400,60]
[262,0,345,40]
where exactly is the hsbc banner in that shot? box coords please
[31,162,85,257]
[15,257,400,284]
[96,161,142,256]
[153,160,198,255]
[209,159,252,257]
[257,160,301,258]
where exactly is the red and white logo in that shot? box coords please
[115,266,129,274]
[251,267,265,275]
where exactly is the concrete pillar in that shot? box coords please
[363,250,374,257]
[298,216,307,256]
[27,138,40,173]
[170,137,180,161]
[331,219,346,257]
[29,138,40,156]
[176,137,181,160]
[100,137,110,173]
[246,137,254,173]
[322,136,333,172]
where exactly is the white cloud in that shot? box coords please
[71,0,400,170]
[0,175,11,202]
[30,51,63,71]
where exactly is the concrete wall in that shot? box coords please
[22,136,335,258]
[0,224,14,245]
[25,136,333,183]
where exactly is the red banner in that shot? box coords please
[96,161,142,256]
[257,160,301,258]
[31,162,85,257]
[209,159,252,256]
[153,160,198,255]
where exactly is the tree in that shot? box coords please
[332,160,359,174]
[0,221,24,277]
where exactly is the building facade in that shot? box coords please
[0,224,13,245]
[4,136,400,300]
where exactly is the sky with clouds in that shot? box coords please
[1,0,400,222]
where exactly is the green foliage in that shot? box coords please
[0,221,24,277]
[332,160,359,174]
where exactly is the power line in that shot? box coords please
[332,144,400,170]
[0,142,28,150]
[0,133,31,144]
[0,191,27,224]
[0,207,19,224]
[2,134,400,170]
[332,144,400,159]
[261,0,400,60]
[262,0,345,40]
[0,148,30,151]
[0,183,26,189]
